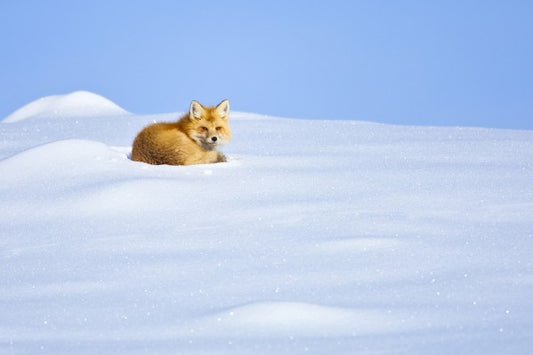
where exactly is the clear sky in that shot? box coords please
[1,0,532,129]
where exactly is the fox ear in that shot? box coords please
[189,100,205,120]
[216,99,230,119]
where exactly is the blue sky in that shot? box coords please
[1,0,532,129]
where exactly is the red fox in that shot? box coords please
[131,100,231,165]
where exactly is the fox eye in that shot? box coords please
[201,126,208,132]
[216,127,222,131]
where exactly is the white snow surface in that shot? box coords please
[1,92,533,354]
[2,91,128,123]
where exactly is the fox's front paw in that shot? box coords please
[217,153,227,163]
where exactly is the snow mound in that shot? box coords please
[199,302,420,336]
[2,91,128,122]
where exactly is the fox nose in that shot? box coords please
[211,136,218,142]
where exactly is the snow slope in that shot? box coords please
[2,91,128,123]
[1,92,532,354]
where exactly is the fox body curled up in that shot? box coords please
[131,100,231,166]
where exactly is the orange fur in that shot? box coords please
[131,100,231,165]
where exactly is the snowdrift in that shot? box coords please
[1,92,532,354]
[2,91,128,123]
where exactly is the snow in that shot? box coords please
[2,91,128,123]
[1,92,533,354]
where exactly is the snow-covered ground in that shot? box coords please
[1,92,532,354]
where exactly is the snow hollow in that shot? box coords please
[1,92,532,354]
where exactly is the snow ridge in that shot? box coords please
[2,91,128,122]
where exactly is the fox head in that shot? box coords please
[184,99,231,150]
